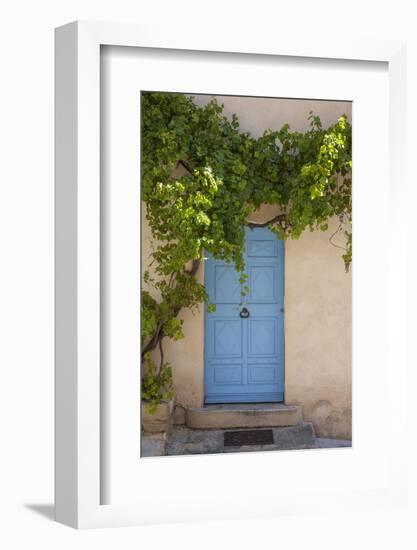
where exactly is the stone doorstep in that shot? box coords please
[185,403,303,430]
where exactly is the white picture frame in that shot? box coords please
[55,21,408,529]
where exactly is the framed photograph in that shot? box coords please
[55,21,407,528]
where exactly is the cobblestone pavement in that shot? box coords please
[141,423,351,457]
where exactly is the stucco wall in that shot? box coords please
[142,95,352,438]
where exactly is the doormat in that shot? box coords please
[224,429,274,447]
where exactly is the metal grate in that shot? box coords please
[224,429,274,447]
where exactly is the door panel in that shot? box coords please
[248,318,278,357]
[213,265,241,302]
[204,227,284,403]
[213,319,242,357]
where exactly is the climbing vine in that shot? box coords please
[141,92,351,392]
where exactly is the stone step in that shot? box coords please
[186,403,303,429]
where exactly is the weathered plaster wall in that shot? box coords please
[284,215,352,439]
[142,95,352,438]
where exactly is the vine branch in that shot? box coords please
[247,213,290,230]
[176,159,193,174]
[158,337,164,372]
[328,223,348,251]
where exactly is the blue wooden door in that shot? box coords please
[204,227,284,403]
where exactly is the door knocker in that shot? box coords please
[239,307,250,318]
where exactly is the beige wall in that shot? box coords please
[142,96,352,438]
